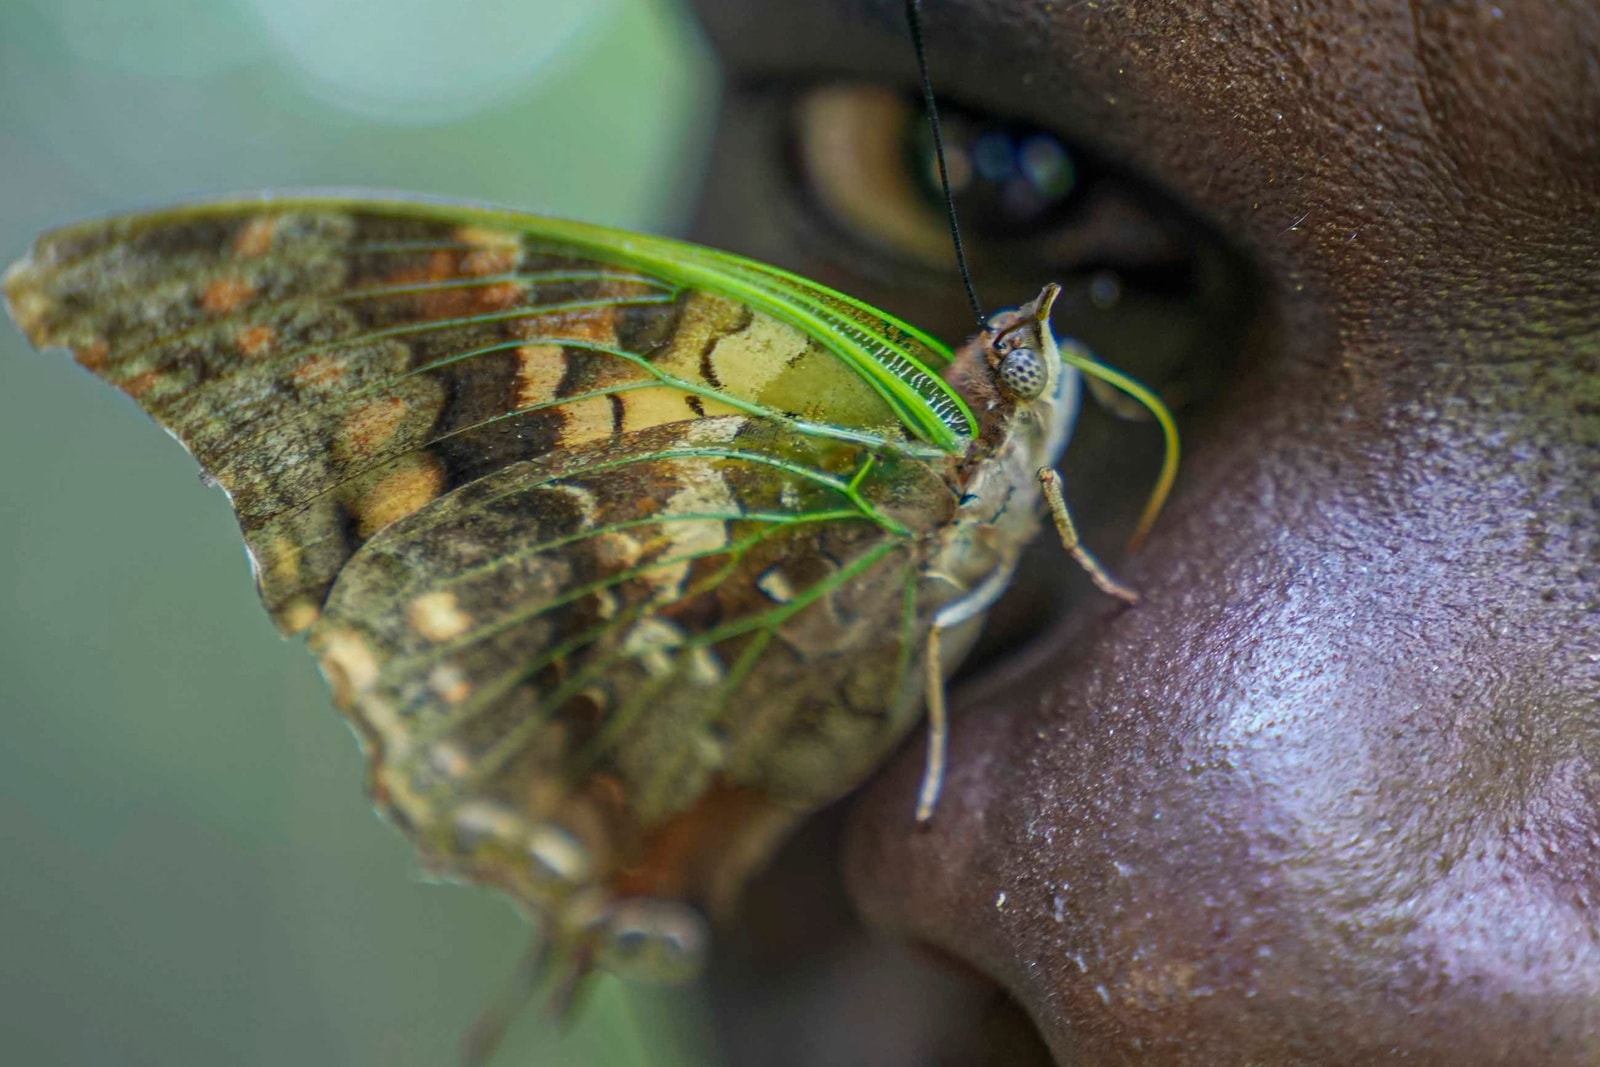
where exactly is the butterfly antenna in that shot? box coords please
[905,0,985,327]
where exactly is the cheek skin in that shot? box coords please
[689,0,1600,1062]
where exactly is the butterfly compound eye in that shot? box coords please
[597,899,707,984]
[998,346,1048,399]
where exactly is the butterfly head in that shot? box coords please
[944,283,1079,472]
[985,282,1063,404]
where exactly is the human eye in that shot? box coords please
[780,82,1258,422]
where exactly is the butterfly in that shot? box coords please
[3,193,1177,1005]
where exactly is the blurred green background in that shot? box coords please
[0,0,721,1063]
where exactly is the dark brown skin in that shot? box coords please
[686,1,1600,1064]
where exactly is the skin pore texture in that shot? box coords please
[686,1,1600,1064]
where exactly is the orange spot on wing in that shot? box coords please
[278,599,321,635]
[290,353,349,392]
[421,249,455,283]
[381,238,526,315]
[427,663,473,704]
[75,337,110,372]
[462,245,519,276]
[418,279,524,317]
[592,531,644,571]
[200,276,256,314]
[471,281,525,311]
[339,396,411,458]
[515,343,566,408]
[619,387,700,435]
[558,394,619,447]
[520,305,617,347]
[259,533,303,584]
[122,370,162,398]
[380,250,455,286]
[454,225,521,253]
[407,591,473,641]
[237,324,276,356]
[351,453,445,538]
[314,628,381,706]
[233,217,278,258]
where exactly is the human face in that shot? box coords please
[688,1,1600,1063]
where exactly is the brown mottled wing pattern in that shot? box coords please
[3,198,963,946]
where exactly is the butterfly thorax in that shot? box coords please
[922,286,1079,627]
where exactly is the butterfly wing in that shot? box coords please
[4,195,970,962]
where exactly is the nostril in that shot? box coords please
[898,940,1058,1067]
[705,806,1058,1066]
[964,984,1057,1067]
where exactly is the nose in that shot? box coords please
[843,3,1600,1056]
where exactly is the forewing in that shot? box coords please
[4,197,960,927]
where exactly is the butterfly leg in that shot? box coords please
[459,930,554,1067]
[915,620,949,824]
[1037,467,1141,605]
[915,551,1042,822]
